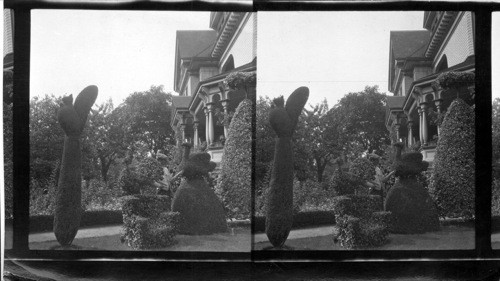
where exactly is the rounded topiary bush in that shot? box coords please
[171,152,227,235]
[385,176,440,234]
[429,98,475,219]
[216,98,252,220]
[385,148,439,234]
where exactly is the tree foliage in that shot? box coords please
[493,98,500,179]
[118,85,175,156]
[333,85,390,156]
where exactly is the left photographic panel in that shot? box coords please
[4,8,14,250]
[28,10,255,251]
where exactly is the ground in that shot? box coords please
[26,225,251,252]
[253,225,475,250]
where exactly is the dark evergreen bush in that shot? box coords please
[53,86,97,246]
[217,99,252,220]
[429,98,475,219]
[121,195,179,249]
[265,87,309,248]
[171,151,227,235]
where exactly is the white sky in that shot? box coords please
[30,10,209,106]
[258,11,428,107]
[493,13,500,100]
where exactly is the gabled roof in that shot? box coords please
[388,30,431,91]
[176,30,217,59]
[390,30,431,59]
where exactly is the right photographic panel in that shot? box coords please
[255,11,475,251]
[492,12,500,249]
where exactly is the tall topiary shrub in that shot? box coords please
[430,98,475,219]
[265,87,309,249]
[217,98,252,219]
[54,85,98,246]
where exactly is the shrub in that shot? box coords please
[493,179,500,217]
[54,86,97,246]
[266,88,309,248]
[435,71,475,90]
[29,210,124,233]
[329,169,357,195]
[216,98,252,220]
[385,146,439,234]
[121,195,178,249]
[82,179,122,211]
[171,151,227,235]
[429,98,475,219]
[349,157,375,183]
[385,178,440,234]
[118,157,163,196]
[331,195,390,249]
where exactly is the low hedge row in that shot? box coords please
[254,210,336,233]
[20,210,124,233]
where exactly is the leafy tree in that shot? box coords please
[4,70,13,218]
[334,85,390,156]
[83,99,127,182]
[493,98,500,180]
[29,95,65,183]
[256,96,276,163]
[119,85,175,156]
[297,99,344,182]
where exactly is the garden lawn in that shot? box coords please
[28,226,251,252]
[254,225,474,250]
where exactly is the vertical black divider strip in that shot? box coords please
[474,9,492,257]
[12,8,31,253]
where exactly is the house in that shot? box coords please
[171,12,256,163]
[3,9,14,71]
[385,11,475,164]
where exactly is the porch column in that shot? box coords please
[218,82,230,138]
[433,86,443,137]
[407,115,414,147]
[179,123,186,142]
[206,102,215,145]
[193,120,200,147]
[418,107,423,145]
[420,102,429,146]
[407,120,414,147]
[394,122,401,142]
[204,107,210,145]
[221,99,230,137]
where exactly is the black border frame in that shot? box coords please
[3,0,499,263]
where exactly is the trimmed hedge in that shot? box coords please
[254,210,336,233]
[28,210,123,233]
[121,195,179,249]
[217,98,252,220]
[430,98,475,219]
[331,195,390,249]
